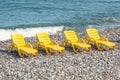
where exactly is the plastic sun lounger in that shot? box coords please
[62,30,91,52]
[8,34,38,57]
[35,32,65,55]
[85,28,116,50]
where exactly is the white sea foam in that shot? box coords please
[0,26,64,41]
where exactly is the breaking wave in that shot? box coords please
[0,26,64,41]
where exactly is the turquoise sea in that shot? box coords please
[0,0,120,40]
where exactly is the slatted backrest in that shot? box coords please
[86,28,100,40]
[11,34,26,47]
[36,32,51,45]
[64,30,78,43]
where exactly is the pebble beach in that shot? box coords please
[0,28,120,80]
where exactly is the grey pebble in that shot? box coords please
[0,28,120,80]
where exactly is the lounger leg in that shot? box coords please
[45,48,51,55]
[62,41,66,47]
[34,43,38,49]
[85,38,90,44]
[8,44,13,52]
[110,46,115,50]
[96,43,104,50]
[18,49,24,58]
[86,47,91,51]
[35,52,38,56]
[113,46,115,50]
[59,50,64,54]
[72,45,79,53]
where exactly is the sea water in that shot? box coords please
[0,0,120,40]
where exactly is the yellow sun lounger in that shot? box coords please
[35,32,64,55]
[85,28,116,50]
[63,30,91,52]
[8,34,38,57]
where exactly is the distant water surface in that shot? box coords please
[0,0,120,40]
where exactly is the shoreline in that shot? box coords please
[0,28,120,79]
[0,27,120,51]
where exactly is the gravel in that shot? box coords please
[0,28,120,80]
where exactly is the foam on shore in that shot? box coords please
[0,26,64,41]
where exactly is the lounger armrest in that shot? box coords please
[90,38,96,42]
[8,43,15,52]
[63,39,71,43]
[27,43,33,48]
[100,36,108,41]
[79,38,86,43]
[68,39,72,43]
[62,40,66,46]
[8,43,15,47]
[62,39,72,46]
[8,43,13,47]
[11,43,18,48]
[84,37,92,41]
[51,40,59,45]
[84,37,88,41]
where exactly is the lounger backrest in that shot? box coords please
[36,32,51,45]
[11,34,26,47]
[64,30,78,43]
[86,28,100,40]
